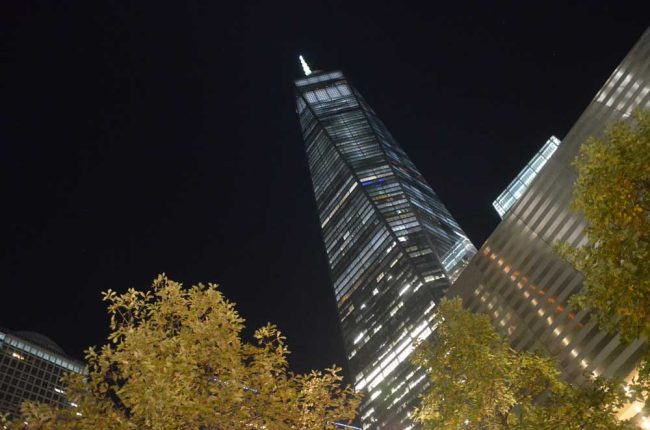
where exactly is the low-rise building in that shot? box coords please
[0,328,84,417]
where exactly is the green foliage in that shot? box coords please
[2,275,360,430]
[558,109,650,342]
[525,376,634,430]
[411,298,635,429]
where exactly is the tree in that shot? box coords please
[524,376,634,430]
[411,298,635,429]
[557,109,650,342]
[2,275,361,430]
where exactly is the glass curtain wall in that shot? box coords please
[295,70,476,429]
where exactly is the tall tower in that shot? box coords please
[294,61,476,429]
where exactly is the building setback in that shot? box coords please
[450,27,650,423]
[0,328,84,417]
[294,65,476,429]
[492,136,562,219]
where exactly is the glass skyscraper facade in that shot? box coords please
[295,68,476,429]
[0,328,84,417]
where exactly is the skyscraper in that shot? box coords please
[294,62,476,429]
[450,28,650,423]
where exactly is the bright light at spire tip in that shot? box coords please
[299,55,312,76]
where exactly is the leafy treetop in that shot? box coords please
[2,275,361,430]
[411,298,637,430]
[558,109,650,342]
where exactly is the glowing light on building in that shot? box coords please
[493,136,561,218]
[299,55,312,76]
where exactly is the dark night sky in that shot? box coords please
[1,1,649,379]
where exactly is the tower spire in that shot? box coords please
[299,55,312,76]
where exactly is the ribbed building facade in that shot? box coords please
[450,28,650,424]
[295,69,476,429]
[0,328,84,417]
